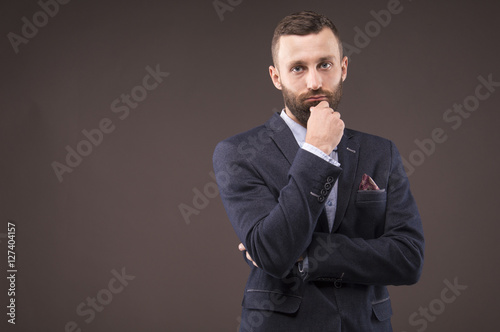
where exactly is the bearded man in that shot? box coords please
[213,11,424,332]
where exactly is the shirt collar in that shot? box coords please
[280,109,307,147]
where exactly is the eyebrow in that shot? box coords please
[288,55,337,67]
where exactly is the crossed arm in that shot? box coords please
[214,137,424,285]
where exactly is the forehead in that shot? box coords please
[277,28,340,65]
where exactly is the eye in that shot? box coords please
[320,62,332,70]
[291,66,304,73]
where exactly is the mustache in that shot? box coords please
[299,89,334,101]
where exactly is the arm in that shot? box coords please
[213,141,341,279]
[301,141,424,286]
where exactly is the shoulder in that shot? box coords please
[214,123,268,156]
[214,113,288,157]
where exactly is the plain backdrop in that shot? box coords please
[1,0,499,331]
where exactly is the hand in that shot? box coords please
[238,243,258,267]
[305,101,345,155]
[238,243,304,267]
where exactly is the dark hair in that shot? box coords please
[271,11,343,66]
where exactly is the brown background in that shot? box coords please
[1,0,499,331]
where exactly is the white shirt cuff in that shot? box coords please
[302,143,341,167]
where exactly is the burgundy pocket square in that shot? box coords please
[359,174,380,190]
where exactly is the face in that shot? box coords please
[269,27,348,127]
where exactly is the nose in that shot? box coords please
[306,69,322,90]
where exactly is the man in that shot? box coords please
[213,11,424,332]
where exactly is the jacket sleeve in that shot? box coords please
[213,139,342,279]
[300,141,425,286]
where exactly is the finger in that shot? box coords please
[310,100,330,112]
[246,252,258,267]
[316,100,329,108]
[238,243,246,251]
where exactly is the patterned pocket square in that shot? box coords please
[359,174,380,190]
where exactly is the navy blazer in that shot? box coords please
[213,113,424,332]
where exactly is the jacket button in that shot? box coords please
[334,279,342,288]
[318,196,325,203]
[326,176,334,183]
[320,189,328,196]
[324,183,332,190]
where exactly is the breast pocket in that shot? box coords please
[354,190,387,238]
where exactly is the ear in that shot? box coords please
[269,65,282,90]
[341,56,348,82]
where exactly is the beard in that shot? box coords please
[281,77,343,127]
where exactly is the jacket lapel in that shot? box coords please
[265,113,299,165]
[332,130,359,233]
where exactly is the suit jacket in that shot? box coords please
[213,113,424,332]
